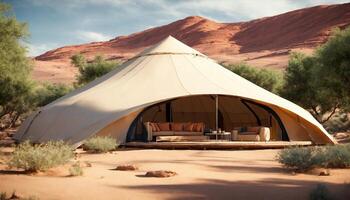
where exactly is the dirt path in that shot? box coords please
[1,148,349,200]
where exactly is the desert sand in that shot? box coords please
[1,148,349,200]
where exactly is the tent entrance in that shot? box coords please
[126,95,288,142]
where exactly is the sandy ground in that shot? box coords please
[1,148,350,200]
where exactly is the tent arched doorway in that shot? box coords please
[126,95,288,142]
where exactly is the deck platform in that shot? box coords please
[125,141,313,150]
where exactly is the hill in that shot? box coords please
[33,3,350,83]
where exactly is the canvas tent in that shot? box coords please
[15,36,336,147]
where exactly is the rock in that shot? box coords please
[145,170,177,178]
[115,164,138,171]
[84,161,92,167]
[309,168,331,176]
[319,169,331,176]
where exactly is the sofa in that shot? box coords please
[144,122,205,141]
[232,126,271,142]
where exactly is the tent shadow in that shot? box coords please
[0,169,28,175]
[113,178,350,200]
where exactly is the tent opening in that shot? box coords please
[126,95,288,142]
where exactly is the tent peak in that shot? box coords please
[135,35,206,58]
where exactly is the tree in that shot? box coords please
[70,53,86,69]
[35,83,73,107]
[71,54,120,86]
[281,27,350,124]
[0,2,36,128]
[224,62,283,94]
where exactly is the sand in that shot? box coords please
[1,148,350,200]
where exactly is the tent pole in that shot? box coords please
[216,95,218,141]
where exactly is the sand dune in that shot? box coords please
[32,3,350,83]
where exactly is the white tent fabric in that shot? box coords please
[15,36,336,146]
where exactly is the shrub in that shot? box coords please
[309,184,332,200]
[276,146,324,171]
[69,162,83,176]
[83,136,117,153]
[35,83,72,107]
[9,141,73,172]
[278,144,350,171]
[224,62,283,94]
[322,144,350,168]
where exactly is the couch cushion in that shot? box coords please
[158,123,170,131]
[171,123,184,132]
[239,131,258,135]
[153,131,174,136]
[183,123,194,131]
[174,132,203,136]
[247,127,260,132]
[149,123,156,132]
[192,123,204,132]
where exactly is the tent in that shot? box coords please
[14,36,337,146]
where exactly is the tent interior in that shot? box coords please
[126,95,290,142]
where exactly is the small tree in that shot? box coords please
[35,83,72,107]
[280,27,350,124]
[0,3,36,129]
[71,54,119,86]
[225,63,283,94]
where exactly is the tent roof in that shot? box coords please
[15,36,336,145]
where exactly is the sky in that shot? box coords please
[4,0,350,56]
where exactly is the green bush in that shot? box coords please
[224,62,283,94]
[35,83,72,107]
[277,144,350,171]
[277,146,323,171]
[309,184,332,200]
[323,144,350,168]
[83,136,117,153]
[72,55,120,86]
[9,141,73,172]
[69,162,83,176]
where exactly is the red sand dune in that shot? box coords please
[33,3,350,83]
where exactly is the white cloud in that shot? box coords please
[25,43,60,57]
[76,31,113,42]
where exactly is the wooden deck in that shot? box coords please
[125,141,313,150]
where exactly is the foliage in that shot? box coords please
[323,112,350,133]
[35,83,72,107]
[71,54,120,86]
[0,2,36,129]
[322,144,350,168]
[309,184,332,200]
[281,27,350,124]
[225,63,283,94]
[70,53,86,69]
[69,162,83,176]
[83,136,117,153]
[277,144,350,171]
[277,146,324,171]
[9,141,73,172]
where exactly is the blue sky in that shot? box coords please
[5,0,349,56]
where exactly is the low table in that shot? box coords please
[206,132,231,141]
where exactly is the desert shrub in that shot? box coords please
[35,83,73,107]
[69,162,83,176]
[322,144,350,168]
[276,146,324,171]
[224,62,283,94]
[278,144,350,171]
[72,55,120,86]
[309,184,332,200]
[83,136,117,153]
[9,141,73,172]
